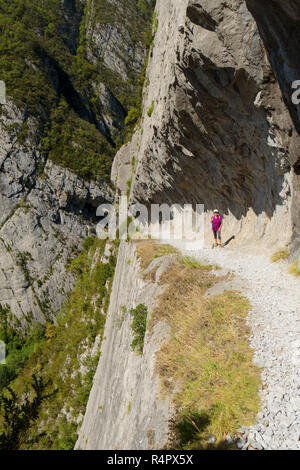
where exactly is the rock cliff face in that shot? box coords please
[0,0,150,324]
[86,0,146,82]
[114,0,300,259]
[76,241,172,450]
[1,0,300,451]
[84,1,300,448]
[0,98,113,323]
[84,0,150,142]
[244,0,300,259]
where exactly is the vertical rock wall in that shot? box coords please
[113,0,300,257]
[76,241,172,450]
[245,0,300,259]
[0,0,151,324]
[0,100,113,323]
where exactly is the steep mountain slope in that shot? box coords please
[1,0,299,452]
[76,241,173,450]
[0,0,151,325]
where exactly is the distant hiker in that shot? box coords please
[211,209,222,248]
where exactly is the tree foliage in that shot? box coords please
[130,304,148,354]
[0,375,56,450]
[0,0,154,180]
[0,305,45,392]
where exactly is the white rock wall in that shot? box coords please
[114,0,298,256]
[76,241,172,450]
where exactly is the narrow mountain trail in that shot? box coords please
[168,241,300,450]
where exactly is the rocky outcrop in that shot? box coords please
[83,0,150,142]
[0,99,113,324]
[114,0,300,258]
[94,81,127,140]
[245,0,300,135]
[58,0,84,54]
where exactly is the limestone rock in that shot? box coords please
[76,241,171,450]
[117,0,300,259]
[0,102,114,324]
[86,0,145,82]
[245,0,300,260]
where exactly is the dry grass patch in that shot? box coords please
[289,261,300,277]
[149,262,217,330]
[153,262,261,450]
[134,242,260,448]
[135,241,180,270]
[271,249,289,263]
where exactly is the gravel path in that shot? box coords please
[169,241,300,450]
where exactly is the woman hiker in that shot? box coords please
[211,209,223,248]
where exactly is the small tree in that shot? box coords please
[0,375,57,450]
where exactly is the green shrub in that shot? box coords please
[147,101,154,117]
[55,418,78,451]
[125,107,141,128]
[0,375,56,450]
[289,261,300,277]
[137,0,153,20]
[0,304,45,393]
[0,237,118,449]
[152,11,158,33]
[130,304,148,354]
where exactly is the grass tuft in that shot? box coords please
[288,261,300,277]
[147,101,154,117]
[136,241,180,270]
[181,257,212,271]
[271,249,289,263]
